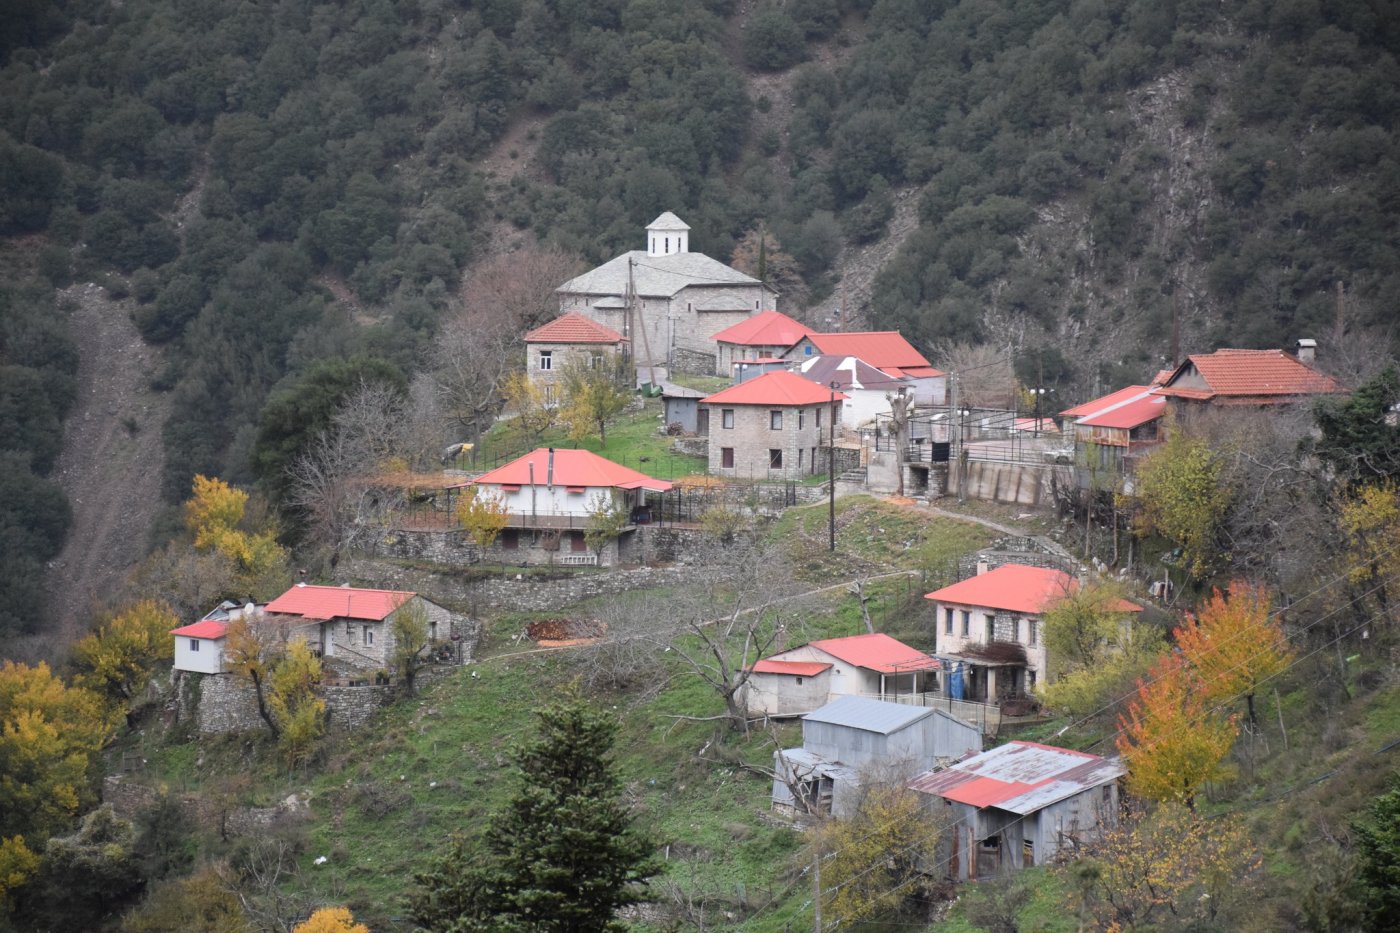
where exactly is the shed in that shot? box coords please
[660,382,707,434]
[908,741,1125,880]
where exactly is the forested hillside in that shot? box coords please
[1,0,1398,637]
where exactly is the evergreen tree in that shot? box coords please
[1314,366,1400,484]
[411,692,656,932]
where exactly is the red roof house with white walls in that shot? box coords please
[741,632,941,717]
[458,447,671,567]
[925,565,1140,704]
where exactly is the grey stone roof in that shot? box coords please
[590,296,627,310]
[647,211,690,230]
[557,250,764,298]
[696,297,752,312]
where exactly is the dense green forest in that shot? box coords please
[1,0,1398,633]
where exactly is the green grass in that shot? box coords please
[475,396,706,479]
[668,373,731,394]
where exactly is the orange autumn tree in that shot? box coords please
[1117,654,1236,808]
[294,906,369,933]
[1175,582,1294,728]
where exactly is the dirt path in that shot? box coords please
[29,284,171,659]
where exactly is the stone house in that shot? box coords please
[923,564,1141,703]
[556,212,777,372]
[782,331,946,406]
[909,741,1125,881]
[700,370,845,481]
[523,312,627,404]
[1153,344,1344,412]
[772,696,981,818]
[264,584,453,672]
[742,632,941,717]
[462,447,671,566]
[711,309,813,375]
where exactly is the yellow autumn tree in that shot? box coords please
[224,615,284,738]
[501,371,555,446]
[1175,582,1294,728]
[1116,654,1236,808]
[293,906,369,933]
[1340,481,1400,626]
[559,356,630,446]
[812,784,944,927]
[0,661,115,902]
[1132,424,1232,581]
[71,600,178,709]
[184,475,289,598]
[1062,803,1260,930]
[267,641,325,769]
[455,486,510,554]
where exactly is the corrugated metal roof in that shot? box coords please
[908,741,1125,814]
[1075,391,1167,430]
[802,696,934,735]
[1061,384,1154,419]
[779,748,859,780]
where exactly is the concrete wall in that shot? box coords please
[947,460,1066,506]
[705,402,832,480]
[478,482,633,520]
[742,670,832,716]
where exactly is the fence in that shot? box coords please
[888,692,1003,736]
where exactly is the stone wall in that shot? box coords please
[671,436,708,457]
[103,775,309,837]
[322,683,397,731]
[705,403,831,481]
[196,672,266,734]
[670,345,716,376]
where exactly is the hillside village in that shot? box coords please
[5,208,1399,932]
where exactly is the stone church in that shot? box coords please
[556,212,777,374]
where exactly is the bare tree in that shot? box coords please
[576,541,814,733]
[935,340,1017,409]
[432,245,583,446]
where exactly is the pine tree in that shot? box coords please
[411,691,657,932]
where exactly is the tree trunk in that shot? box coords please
[1245,691,1257,729]
[250,670,280,738]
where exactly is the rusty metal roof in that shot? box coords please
[908,741,1125,814]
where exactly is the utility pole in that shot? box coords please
[948,374,960,499]
[812,850,823,933]
[829,381,838,552]
[1335,279,1346,346]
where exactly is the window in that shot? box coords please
[1028,620,1037,645]
[1028,670,1037,689]
[769,449,783,469]
[795,677,804,685]
[815,407,822,428]
[804,344,813,355]
[1011,617,1020,642]
[798,409,805,429]
[798,448,804,469]
[945,608,954,635]
[961,610,971,637]
[665,236,670,253]
[722,408,734,429]
[363,626,374,646]
[538,350,552,371]
[589,351,604,370]
[985,614,996,641]
[190,639,199,652]
[721,447,734,468]
[502,529,519,550]
[770,410,783,430]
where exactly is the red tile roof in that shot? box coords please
[702,370,847,407]
[712,310,813,347]
[749,659,833,676]
[1155,349,1344,401]
[806,332,943,377]
[807,633,940,674]
[472,447,672,492]
[265,585,417,622]
[524,312,626,345]
[924,564,1141,616]
[169,619,229,639]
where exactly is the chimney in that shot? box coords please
[547,448,555,487]
[1296,338,1317,364]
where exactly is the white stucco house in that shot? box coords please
[170,617,231,674]
[556,212,777,372]
[460,447,672,566]
[798,354,913,427]
[742,633,941,717]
